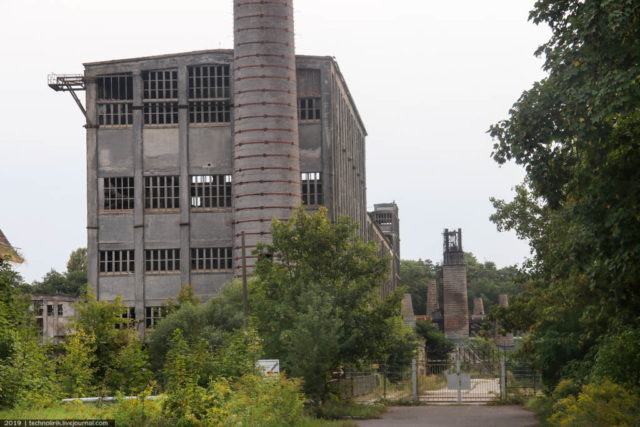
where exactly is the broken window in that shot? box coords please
[298,97,321,121]
[58,304,63,316]
[191,247,233,271]
[143,70,179,125]
[47,305,53,316]
[33,301,44,316]
[97,74,133,126]
[145,249,180,273]
[188,65,231,123]
[301,172,323,205]
[145,306,168,328]
[190,175,232,208]
[116,307,136,329]
[374,212,393,225]
[103,177,134,210]
[144,176,180,209]
[99,250,135,274]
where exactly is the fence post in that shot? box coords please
[383,365,387,400]
[412,358,418,401]
[500,355,506,400]
[456,359,462,404]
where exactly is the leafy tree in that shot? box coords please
[399,259,436,315]
[147,282,244,374]
[415,320,454,361]
[0,328,58,408]
[57,329,97,397]
[488,0,640,387]
[30,248,87,296]
[105,330,153,394]
[0,259,31,359]
[251,207,415,397]
[71,289,130,381]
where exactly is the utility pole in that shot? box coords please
[241,231,248,326]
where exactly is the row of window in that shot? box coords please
[33,302,64,317]
[103,173,321,211]
[97,68,318,125]
[113,306,169,329]
[103,174,232,211]
[99,248,233,273]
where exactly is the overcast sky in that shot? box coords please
[0,0,549,282]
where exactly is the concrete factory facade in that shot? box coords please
[80,50,399,328]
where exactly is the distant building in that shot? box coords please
[31,295,78,344]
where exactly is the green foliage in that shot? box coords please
[72,289,130,378]
[0,328,58,409]
[488,0,640,392]
[30,248,88,296]
[105,330,153,394]
[549,380,640,427]
[0,259,31,360]
[57,329,97,397]
[66,248,87,274]
[414,320,454,360]
[212,325,262,380]
[399,259,436,315]
[251,208,415,397]
[147,283,244,373]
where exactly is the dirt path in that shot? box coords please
[357,405,538,427]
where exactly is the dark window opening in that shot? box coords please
[103,177,134,210]
[188,65,231,123]
[145,249,180,273]
[145,176,180,209]
[190,175,232,208]
[301,172,323,205]
[191,247,233,271]
[99,250,135,274]
[298,97,321,121]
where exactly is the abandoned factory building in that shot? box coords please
[63,49,400,329]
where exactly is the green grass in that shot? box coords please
[0,400,360,426]
[310,400,386,420]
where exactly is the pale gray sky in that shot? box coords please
[0,0,549,282]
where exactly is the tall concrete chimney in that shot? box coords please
[442,228,469,342]
[232,0,301,274]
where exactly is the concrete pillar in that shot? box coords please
[178,65,191,288]
[232,0,301,274]
[442,228,469,342]
[472,297,486,319]
[132,72,145,334]
[443,264,469,342]
[426,279,439,316]
[85,76,99,296]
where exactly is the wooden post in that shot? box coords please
[242,231,248,326]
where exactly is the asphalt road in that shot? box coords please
[357,405,538,427]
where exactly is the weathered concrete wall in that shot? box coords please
[84,49,376,326]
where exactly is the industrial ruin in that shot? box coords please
[49,0,400,331]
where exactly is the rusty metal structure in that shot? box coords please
[442,228,469,342]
